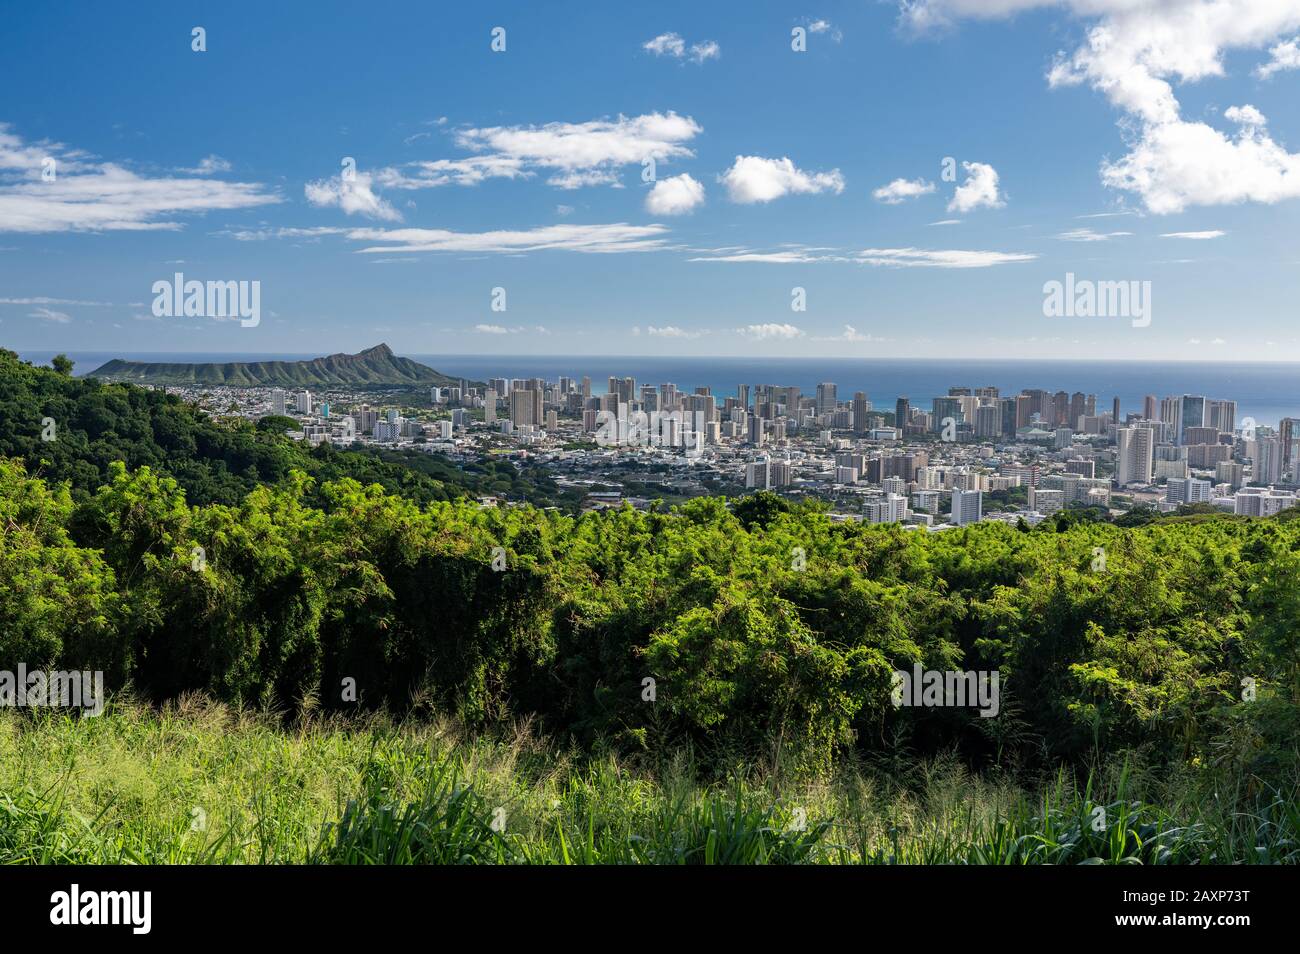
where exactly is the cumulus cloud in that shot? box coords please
[873,177,936,204]
[0,124,279,233]
[737,323,804,339]
[947,161,1004,213]
[643,32,720,63]
[902,1,1300,214]
[719,155,845,203]
[645,173,705,214]
[453,112,702,189]
[647,325,708,338]
[906,2,1300,211]
[304,170,403,221]
[1256,35,1300,77]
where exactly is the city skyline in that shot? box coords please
[3,1,1300,360]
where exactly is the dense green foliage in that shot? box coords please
[88,343,468,387]
[0,349,568,509]
[3,448,1298,781]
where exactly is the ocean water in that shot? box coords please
[18,350,1300,428]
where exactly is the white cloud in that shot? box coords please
[178,155,232,175]
[645,173,705,214]
[719,155,845,203]
[0,296,112,305]
[348,222,670,254]
[453,112,702,189]
[1256,35,1300,77]
[644,33,686,57]
[909,3,1300,212]
[1057,228,1132,241]
[1160,229,1226,239]
[929,218,962,225]
[855,247,1036,268]
[377,155,530,189]
[643,33,720,63]
[475,324,508,334]
[0,124,279,233]
[873,177,936,204]
[28,306,70,323]
[947,161,1004,213]
[813,324,884,342]
[737,323,804,339]
[807,20,844,41]
[689,246,845,263]
[304,170,403,221]
[648,325,708,338]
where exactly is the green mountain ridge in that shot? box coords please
[87,343,470,388]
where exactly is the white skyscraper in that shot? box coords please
[1116,426,1154,487]
[950,488,983,526]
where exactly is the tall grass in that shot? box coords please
[1,698,1295,865]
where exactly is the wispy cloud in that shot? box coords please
[348,222,671,254]
[855,247,1035,268]
[0,124,279,233]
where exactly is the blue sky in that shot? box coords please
[3,0,1300,361]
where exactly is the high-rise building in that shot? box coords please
[1143,395,1158,421]
[510,389,536,428]
[1116,426,1155,486]
[816,382,837,415]
[271,389,287,416]
[1256,436,1283,485]
[1167,477,1212,504]
[895,397,911,433]
[932,397,963,431]
[1207,399,1237,434]
[745,456,771,490]
[852,392,870,435]
[974,404,1001,438]
[483,389,497,425]
[295,390,312,414]
[863,493,908,524]
[1280,418,1300,479]
[950,489,983,526]
[1179,395,1205,445]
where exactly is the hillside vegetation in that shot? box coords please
[2,350,1297,863]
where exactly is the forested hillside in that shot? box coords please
[0,349,570,508]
